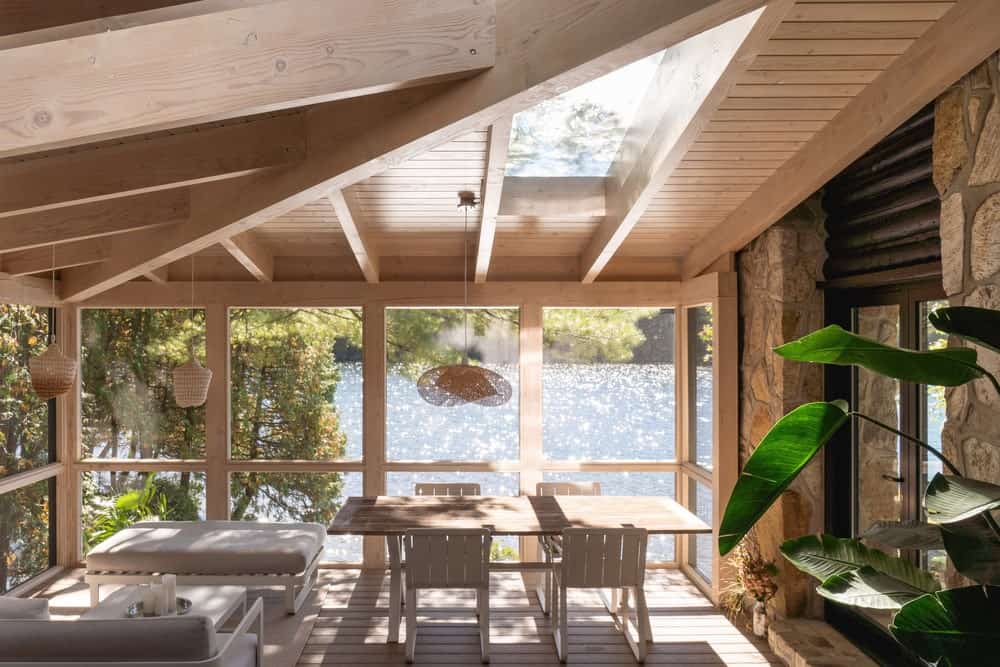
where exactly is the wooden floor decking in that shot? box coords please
[304,570,783,666]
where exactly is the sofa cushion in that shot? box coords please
[217,632,258,667]
[0,597,49,620]
[0,616,216,661]
[86,520,325,575]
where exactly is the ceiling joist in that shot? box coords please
[682,0,1000,278]
[579,1,793,283]
[0,0,495,157]
[328,188,380,283]
[475,117,512,283]
[58,0,766,302]
[0,238,111,278]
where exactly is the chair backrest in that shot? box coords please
[559,528,647,588]
[415,482,481,496]
[535,481,601,496]
[404,528,491,588]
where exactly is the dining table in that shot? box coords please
[328,494,712,643]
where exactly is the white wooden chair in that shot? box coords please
[403,528,492,663]
[414,482,482,496]
[534,482,601,615]
[551,528,651,663]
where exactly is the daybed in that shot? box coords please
[85,521,324,614]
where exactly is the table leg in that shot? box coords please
[387,535,402,643]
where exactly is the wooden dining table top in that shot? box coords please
[327,495,712,536]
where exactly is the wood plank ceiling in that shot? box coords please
[0,0,993,291]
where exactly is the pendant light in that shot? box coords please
[173,255,212,408]
[29,245,78,400]
[416,191,512,407]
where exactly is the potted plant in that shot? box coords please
[720,528,779,638]
[719,306,1000,667]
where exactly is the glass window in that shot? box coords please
[386,308,519,462]
[921,299,949,582]
[231,472,362,563]
[691,481,713,581]
[82,471,205,553]
[543,472,676,561]
[0,305,52,478]
[387,472,519,561]
[0,479,53,593]
[230,308,363,461]
[506,51,664,177]
[81,309,206,459]
[688,305,713,469]
[543,308,675,461]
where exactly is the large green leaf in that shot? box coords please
[774,325,981,386]
[941,516,1000,585]
[718,402,849,556]
[929,306,1000,355]
[817,566,925,610]
[924,474,1000,524]
[890,586,1000,667]
[860,520,945,551]
[781,534,939,592]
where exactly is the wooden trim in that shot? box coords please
[362,304,387,567]
[142,267,170,285]
[227,460,365,473]
[0,0,496,156]
[328,189,380,283]
[475,118,513,283]
[55,304,81,566]
[682,462,713,487]
[76,281,683,308]
[74,459,210,473]
[681,561,715,602]
[0,462,61,495]
[220,232,274,282]
[682,0,1000,278]
[57,0,765,302]
[676,305,692,571]
[204,303,230,519]
[4,565,66,598]
[712,291,739,599]
[580,1,791,282]
[518,303,543,569]
[820,261,942,290]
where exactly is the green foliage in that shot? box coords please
[720,305,1000,664]
[779,534,939,594]
[86,476,168,547]
[490,542,518,562]
[859,520,944,551]
[774,324,983,386]
[0,305,52,592]
[718,401,849,556]
[890,586,1000,667]
[542,308,659,363]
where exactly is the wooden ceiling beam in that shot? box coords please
[220,232,275,282]
[143,266,170,284]
[0,112,306,218]
[475,117,512,283]
[0,239,111,277]
[328,189,379,283]
[0,189,187,254]
[60,0,768,302]
[0,0,495,156]
[682,0,1000,279]
[580,1,793,283]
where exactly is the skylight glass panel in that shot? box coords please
[506,50,665,177]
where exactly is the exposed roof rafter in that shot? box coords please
[475,117,513,283]
[579,0,793,283]
[221,232,275,282]
[328,188,380,283]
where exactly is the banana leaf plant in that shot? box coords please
[718,305,1000,667]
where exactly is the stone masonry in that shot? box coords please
[738,199,826,618]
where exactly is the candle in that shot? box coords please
[140,584,156,617]
[162,574,177,614]
[151,584,165,616]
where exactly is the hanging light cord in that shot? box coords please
[463,201,469,358]
[50,245,56,347]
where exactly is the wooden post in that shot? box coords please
[204,304,230,520]
[55,304,81,566]
[362,304,387,568]
[712,278,740,600]
[675,305,691,572]
[518,303,543,578]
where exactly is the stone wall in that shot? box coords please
[934,53,1000,535]
[737,199,826,618]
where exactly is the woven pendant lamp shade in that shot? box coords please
[29,339,78,400]
[173,357,212,408]
[417,364,512,407]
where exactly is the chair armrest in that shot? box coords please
[214,597,264,663]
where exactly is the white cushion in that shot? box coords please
[0,597,49,620]
[86,520,325,575]
[217,632,258,667]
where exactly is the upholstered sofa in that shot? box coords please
[0,597,263,667]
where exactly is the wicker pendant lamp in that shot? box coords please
[173,256,212,408]
[29,246,78,400]
[416,192,512,407]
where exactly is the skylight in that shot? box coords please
[506,50,665,177]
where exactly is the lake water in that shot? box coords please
[325,362,713,568]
